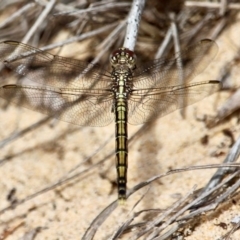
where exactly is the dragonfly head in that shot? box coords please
[110,47,136,71]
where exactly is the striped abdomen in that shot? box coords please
[115,99,128,202]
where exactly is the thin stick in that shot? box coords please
[0,2,36,29]
[155,26,172,59]
[145,187,197,240]
[136,186,196,239]
[170,12,185,118]
[22,0,56,44]
[200,134,240,196]
[40,22,118,51]
[0,116,51,149]
[123,0,146,50]
[209,17,228,40]
[54,2,131,16]
[98,19,127,50]
[219,0,228,16]
[185,1,240,10]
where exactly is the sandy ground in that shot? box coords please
[1,13,240,240]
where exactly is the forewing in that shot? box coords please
[0,85,114,126]
[128,81,221,125]
[133,39,218,89]
[0,41,111,89]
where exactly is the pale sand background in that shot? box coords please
[1,13,240,240]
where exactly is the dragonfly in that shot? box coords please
[0,39,221,202]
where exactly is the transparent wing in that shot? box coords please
[128,81,221,125]
[128,39,220,125]
[133,39,218,89]
[0,85,114,127]
[0,40,220,127]
[0,41,115,126]
[0,41,111,89]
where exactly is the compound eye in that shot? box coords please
[110,47,137,65]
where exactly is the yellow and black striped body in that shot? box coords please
[110,47,136,202]
[115,92,128,202]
